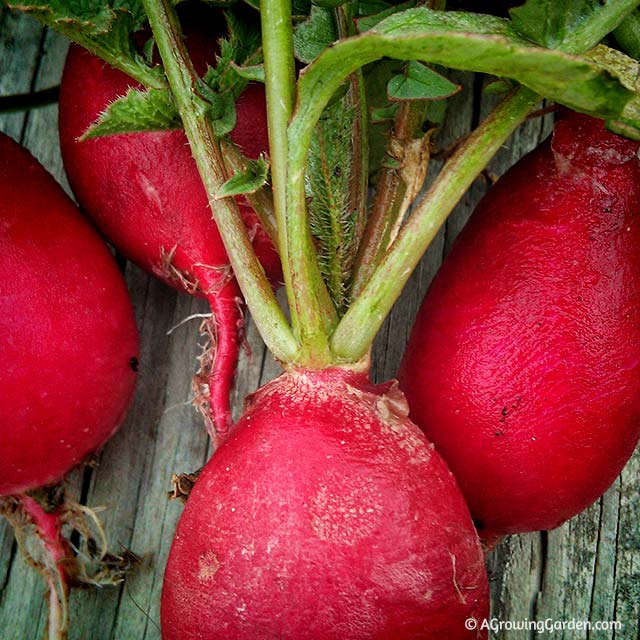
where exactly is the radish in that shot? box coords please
[58,15,280,440]
[0,131,139,637]
[399,111,640,538]
[161,368,489,640]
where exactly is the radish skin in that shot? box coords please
[400,112,640,537]
[161,368,489,640]
[0,131,139,640]
[58,17,279,439]
[0,132,139,496]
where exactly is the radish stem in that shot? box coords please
[141,0,298,363]
[331,86,539,360]
[262,0,337,364]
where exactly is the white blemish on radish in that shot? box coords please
[197,551,220,581]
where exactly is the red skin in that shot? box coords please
[0,133,139,495]
[58,23,280,438]
[161,368,489,640]
[399,113,640,538]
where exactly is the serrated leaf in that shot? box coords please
[510,0,599,49]
[5,0,163,87]
[293,6,337,64]
[81,87,181,140]
[204,7,262,96]
[216,158,269,198]
[82,83,237,139]
[387,61,460,101]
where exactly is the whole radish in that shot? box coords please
[0,131,139,637]
[399,112,640,538]
[161,368,489,640]
[58,10,280,440]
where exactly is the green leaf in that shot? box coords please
[355,0,416,33]
[312,0,347,9]
[510,0,599,49]
[483,78,513,95]
[370,104,399,122]
[82,83,237,139]
[387,61,460,101]
[204,7,262,95]
[216,158,269,198]
[583,44,640,135]
[231,62,265,82]
[5,0,164,88]
[293,6,337,64]
[291,7,640,167]
[355,0,394,19]
[81,87,181,140]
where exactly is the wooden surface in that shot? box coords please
[1,8,639,639]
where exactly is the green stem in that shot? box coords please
[350,98,428,299]
[331,87,539,361]
[263,0,336,364]
[563,0,640,55]
[260,0,295,265]
[142,0,298,362]
[331,0,640,361]
[614,9,640,60]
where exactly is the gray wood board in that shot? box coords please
[0,9,638,640]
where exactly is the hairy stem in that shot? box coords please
[142,0,298,362]
[335,5,369,301]
[331,87,539,360]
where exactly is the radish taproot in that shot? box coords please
[0,131,139,637]
[161,368,489,640]
[399,112,640,538]
[58,17,280,440]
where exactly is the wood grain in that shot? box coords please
[0,9,638,639]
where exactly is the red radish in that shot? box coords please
[58,15,280,440]
[0,131,139,496]
[161,368,489,640]
[399,112,640,538]
[0,131,139,637]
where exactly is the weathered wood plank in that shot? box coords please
[0,10,639,640]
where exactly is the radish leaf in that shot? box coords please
[510,0,599,48]
[387,61,460,101]
[216,158,269,198]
